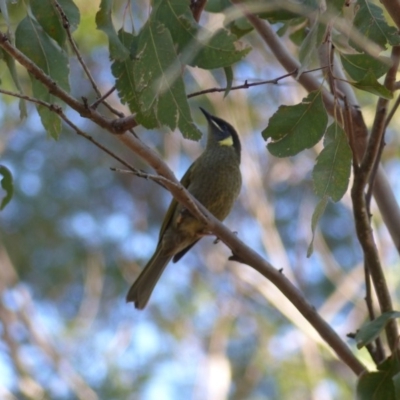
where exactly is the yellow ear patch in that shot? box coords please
[219,136,234,146]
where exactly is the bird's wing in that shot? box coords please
[158,161,196,241]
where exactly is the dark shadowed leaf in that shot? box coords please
[0,165,13,210]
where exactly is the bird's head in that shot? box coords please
[200,107,241,159]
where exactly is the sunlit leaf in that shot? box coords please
[355,311,400,349]
[262,91,328,157]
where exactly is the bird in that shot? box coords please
[126,108,242,309]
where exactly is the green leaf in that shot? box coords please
[96,0,129,61]
[355,311,400,349]
[312,123,351,202]
[341,53,392,81]
[307,195,328,257]
[205,0,231,13]
[356,358,400,400]
[225,17,253,39]
[357,371,396,400]
[262,91,328,157]
[15,16,69,138]
[350,69,393,99]
[133,21,201,139]
[0,165,13,210]
[155,0,251,69]
[223,66,233,98]
[298,20,325,74]
[31,0,66,46]
[259,0,318,22]
[0,48,27,119]
[111,30,157,128]
[352,0,400,51]
[58,0,80,32]
[0,0,10,30]
[393,371,400,400]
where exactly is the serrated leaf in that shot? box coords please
[96,0,129,61]
[341,53,391,81]
[155,0,251,69]
[111,30,158,129]
[350,69,393,99]
[307,195,328,257]
[352,0,400,51]
[262,91,328,157]
[0,165,13,210]
[133,21,201,139]
[223,66,233,98]
[15,16,69,138]
[312,123,351,202]
[31,0,66,46]
[357,370,396,400]
[355,311,400,349]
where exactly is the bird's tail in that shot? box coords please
[126,247,172,309]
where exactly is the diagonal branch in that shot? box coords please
[0,26,367,377]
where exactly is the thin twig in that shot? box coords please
[90,86,117,109]
[54,1,123,117]
[385,93,400,127]
[187,66,329,98]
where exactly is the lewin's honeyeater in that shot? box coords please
[126,108,242,309]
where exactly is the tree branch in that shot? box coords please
[0,24,367,376]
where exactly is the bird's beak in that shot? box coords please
[199,107,213,122]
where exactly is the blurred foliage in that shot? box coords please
[1,0,400,399]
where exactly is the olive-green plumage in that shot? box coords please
[126,108,242,309]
